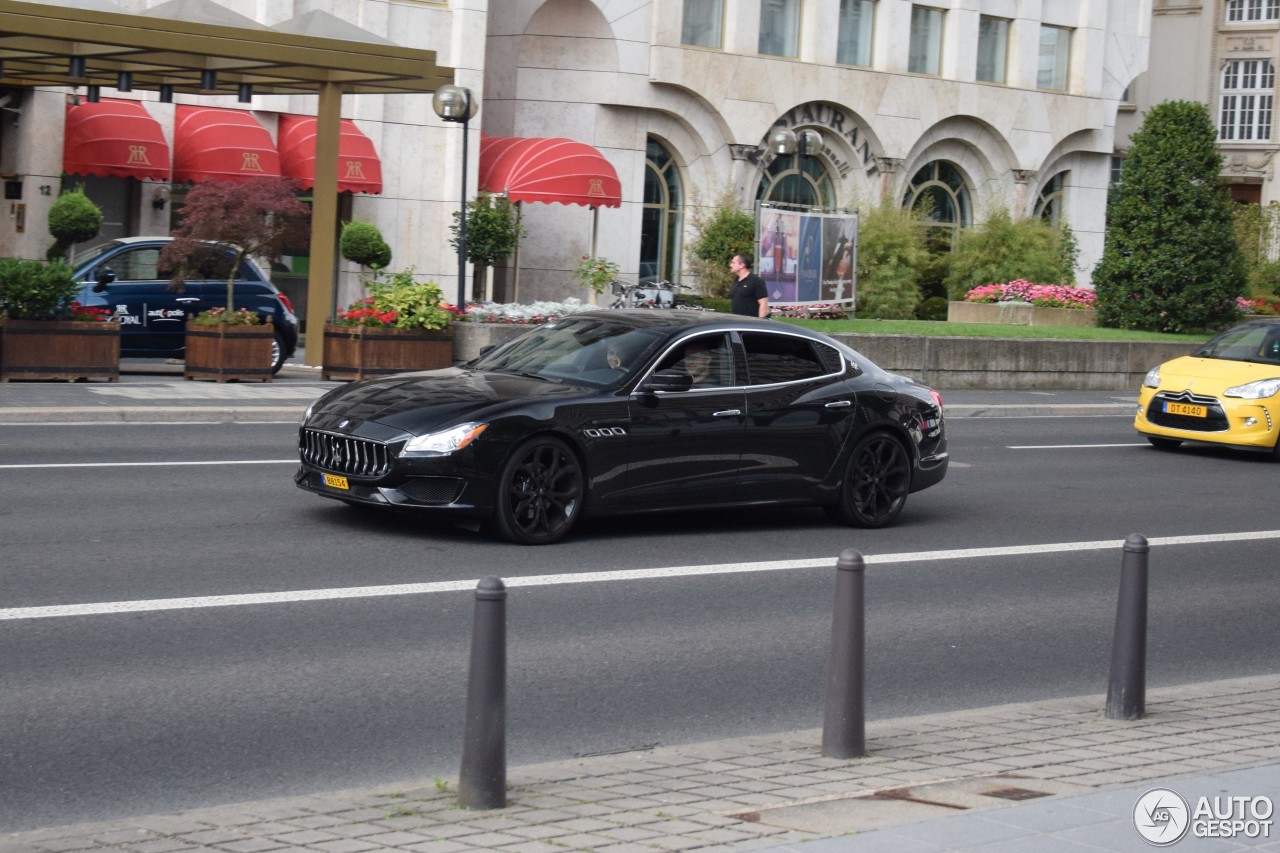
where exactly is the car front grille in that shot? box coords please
[299,429,393,477]
[1146,390,1229,433]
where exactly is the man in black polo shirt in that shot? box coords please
[729,252,769,318]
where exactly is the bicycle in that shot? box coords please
[607,279,695,309]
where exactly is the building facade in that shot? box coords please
[1117,0,1280,207]
[2,0,1151,314]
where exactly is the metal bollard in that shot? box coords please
[823,549,866,758]
[1106,534,1148,720]
[458,576,507,809]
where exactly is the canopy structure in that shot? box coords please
[479,134,622,301]
[63,98,170,181]
[172,105,280,184]
[278,114,382,194]
[479,134,621,208]
[0,0,455,364]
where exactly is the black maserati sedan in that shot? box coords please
[296,310,948,544]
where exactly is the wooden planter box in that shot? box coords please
[947,300,1096,328]
[183,319,273,383]
[0,319,121,382]
[322,323,454,381]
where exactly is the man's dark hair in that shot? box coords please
[736,252,754,270]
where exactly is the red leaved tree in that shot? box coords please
[159,177,310,314]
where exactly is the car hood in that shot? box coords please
[307,367,593,436]
[1157,355,1280,394]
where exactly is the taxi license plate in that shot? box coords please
[1163,402,1207,418]
[323,473,350,490]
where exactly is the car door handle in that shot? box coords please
[713,409,742,417]
[176,297,201,303]
[825,400,852,408]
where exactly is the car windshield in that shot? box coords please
[1193,324,1280,366]
[471,317,664,388]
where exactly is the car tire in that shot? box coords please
[825,431,911,528]
[488,436,584,545]
[271,329,287,375]
[1146,436,1182,451]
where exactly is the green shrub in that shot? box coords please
[0,257,80,320]
[685,186,756,298]
[46,186,103,260]
[853,203,930,319]
[340,220,391,271]
[914,296,949,321]
[942,209,1067,299]
[1095,101,1245,332]
[1231,202,1280,298]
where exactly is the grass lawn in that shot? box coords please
[778,317,1211,344]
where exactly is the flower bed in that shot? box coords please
[963,279,1097,310]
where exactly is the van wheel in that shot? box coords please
[271,330,287,374]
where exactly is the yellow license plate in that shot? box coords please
[323,473,350,490]
[1164,402,1207,418]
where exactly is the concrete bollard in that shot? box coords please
[1106,534,1148,720]
[823,549,866,758]
[458,576,507,809]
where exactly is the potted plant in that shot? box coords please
[323,268,460,380]
[46,185,104,263]
[158,178,309,382]
[573,254,620,305]
[0,257,120,382]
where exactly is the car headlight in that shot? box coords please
[1224,378,1280,399]
[1142,365,1161,388]
[401,422,488,456]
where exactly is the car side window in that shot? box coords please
[656,333,734,387]
[104,248,162,282]
[742,332,839,386]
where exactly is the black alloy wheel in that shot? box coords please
[827,432,911,528]
[490,436,584,544]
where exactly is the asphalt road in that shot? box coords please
[1,411,1278,831]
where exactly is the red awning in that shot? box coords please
[479,134,621,207]
[63,99,170,182]
[277,114,382,194]
[172,106,281,184]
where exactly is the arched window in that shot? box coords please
[1035,171,1067,224]
[755,144,834,209]
[640,137,683,284]
[902,160,972,249]
[1220,59,1275,141]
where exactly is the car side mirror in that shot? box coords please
[92,268,116,291]
[642,369,693,393]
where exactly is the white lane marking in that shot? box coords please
[4,530,1279,622]
[1008,443,1146,449]
[0,460,297,470]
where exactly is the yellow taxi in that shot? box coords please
[1136,318,1280,458]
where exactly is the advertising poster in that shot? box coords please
[756,205,858,307]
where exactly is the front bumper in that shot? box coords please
[1135,388,1280,451]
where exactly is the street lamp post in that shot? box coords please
[766,127,823,207]
[433,84,478,310]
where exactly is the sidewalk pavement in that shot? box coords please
[0,360,1139,424]
[4,674,1279,853]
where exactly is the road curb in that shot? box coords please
[0,406,305,424]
